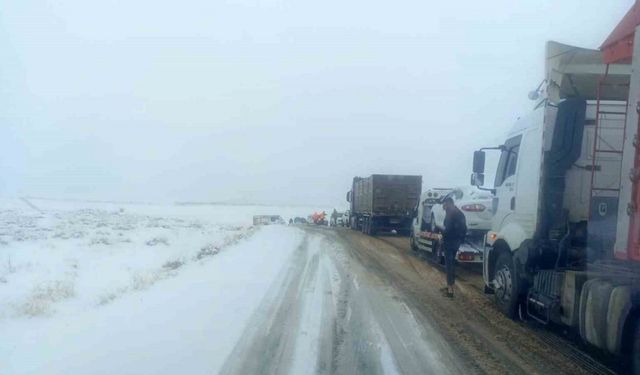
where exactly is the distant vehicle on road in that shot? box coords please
[253,215,285,225]
[346,174,422,235]
[430,186,493,235]
[293,217,308,224]
[311,211,328,225]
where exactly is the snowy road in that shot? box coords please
[216,226,610,375]
[219,227,465,375]
[2,200,611,375]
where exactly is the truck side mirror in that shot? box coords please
[473,150,486,174]
[346,191,352,202]
[470,172,485,187]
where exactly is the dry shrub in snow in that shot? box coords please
[195,244,221,260]
[21,280,75,317]
[163,259,184,270]
[146,237,169,246]
[90,237,111,245]
[131,272,162,291]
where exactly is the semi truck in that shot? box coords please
[346,174,422,235]
[471,5,640,370]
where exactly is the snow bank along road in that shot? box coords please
[0,199,615,374]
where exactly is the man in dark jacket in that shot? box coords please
[441,197,467,298]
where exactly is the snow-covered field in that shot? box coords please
[0,198,324,375]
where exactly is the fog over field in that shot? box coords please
[1,0,632,206]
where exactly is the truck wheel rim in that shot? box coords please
[495,265,512,303]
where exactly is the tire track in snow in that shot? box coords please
[219,233,320,375]
[321,233,456,375]
[220,226,469,375]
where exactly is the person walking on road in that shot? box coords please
[331,209,339,227]
[440,197,467,298]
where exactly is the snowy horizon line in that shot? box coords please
[7,195,340,209]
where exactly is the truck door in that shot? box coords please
[493,136,522,229]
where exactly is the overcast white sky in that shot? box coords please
[0,0,634,207]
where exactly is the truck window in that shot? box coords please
[494,135,522,187]
[505,145,520,179]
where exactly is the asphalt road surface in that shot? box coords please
[219,226,618,375]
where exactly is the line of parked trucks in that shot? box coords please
[345,5,640,372]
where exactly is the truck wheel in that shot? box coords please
[494,251,520,319]
[437,242,445,264]
[632,317,640,375]
[410,230,418,251]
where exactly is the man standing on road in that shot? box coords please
[441,197,467,298]
[331,209,339,227]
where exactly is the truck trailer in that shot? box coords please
[471,5,640,371]
[346,174,422,236]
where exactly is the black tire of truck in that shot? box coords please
[437,240,445,265]
[494,251,520,319]
[632,315,640,375]
[410,229,419,251]
[368,219,376,236]
[431,219,445,264]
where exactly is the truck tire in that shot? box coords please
[410,229,418,251]
[369,219,376,236]
[437,241,445,265]
[363,217,371,235]
[632,317,640,375]
[494,251,520,318]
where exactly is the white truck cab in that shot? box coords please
[470,10,640,369]
[485,107,544,254]
[472,41,630,317]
